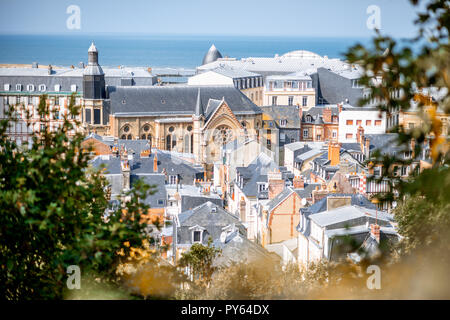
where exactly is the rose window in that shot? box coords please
[213,125,233,145]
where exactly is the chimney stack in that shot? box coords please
[153,153,158,172]
[239,196,246,221]
[370,223,381,243]
[322,106,332,123]
[267,169,284,200]
[338,103,343,113]
[328,142,340,166]
[48,64,53,75]
[293,175,305,189]
[356,125,365,144]
[121,159,131,190]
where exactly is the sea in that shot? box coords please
[0,34,372,72]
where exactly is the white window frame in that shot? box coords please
[16,84,23,91]
[54,84,61,92]
[4,84,11,91]
[303,129,309,138]
[70,84,77,92]
[280,119,287,127]
[27,84,35,92]
[39,84,46,92]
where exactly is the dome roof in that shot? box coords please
[281,50,322,59]
[202,44,223,65]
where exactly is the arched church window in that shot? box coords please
[213,125,233,145]
[127,134,132,140]
[141,134,146,139]
[143,124,150,132]
[121,135,126,139]
[187,125,192,132]
[169,126,174,133]
[123,125,130,132]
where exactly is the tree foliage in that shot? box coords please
[0,94,154,299]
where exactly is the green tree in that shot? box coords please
[177,238,221,289]
[0,94,155,299]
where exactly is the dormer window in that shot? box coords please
[39,84,46,92]
[71,85,77,92]
[4,84,11,91]
[54,84,61,92]
[169,175,177,185]
[280,119,287,127]
[16,84,23,91]
[27,84,35,92]
[306,115,312,122]
[189,225,205,244]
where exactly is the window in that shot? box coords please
[27,84,35,92]
[401,166,408,176]
[266,139,271,149]
[302,96,308,107]
[39,84,46,92]
[258,183,268,192]
[169,175,177,185]
[272,96,277,106]
[85,109,91,123]
[408,123,414,129]
[4,84,10,91]
[332,116,338,123]
[375,120,382,126]
[123,125,130,132]
[288,96,294,106]
[346,133,353,139]
[15,84,23,91]
[351,79,360,88]
[70,84,77,92]
[366,120,372,126]
[316,134,321,141]
[356,120,362,126]
[332,130,337,138]
[93,109,101,124]
[346,120,353,125]
[127,134,132,140]
[157,199,165,206]
[193,231,202,243]
[54,84,61,92]
[303,129,309,138]
[280,119,287,127]
[306,115,312,122]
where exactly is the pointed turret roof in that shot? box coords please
[88,42,98,53]
[202,44,223,65]
[195,88,204,117]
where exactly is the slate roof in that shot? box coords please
[108,85,262,118]
[235,153,278,198]
[131,174,168,208]
[176,201,246,246]
[90,149,203,183]
[364,133,404,157]
[210,65,260,79]
[212,232,277,267]
[309,205,393,228]
[302,105,339,123]
[0,66,156,94]
[301,193,377,215]
[260,105,302,128]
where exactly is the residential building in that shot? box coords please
[296,194,399,266]
[188,64,263,106]
[263,71,315,107]
[338,106,386,143]
[300,104,340,142]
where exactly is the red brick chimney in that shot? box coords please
[328,142,340,166]
[370,223,381,243]
[323,107,332,123]
[268,169,285,200]
[298,104,303,120]
[338,103,343,113]
[356,125,365,144]
[293,175,304,189]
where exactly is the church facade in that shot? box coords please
[108,85,263,172]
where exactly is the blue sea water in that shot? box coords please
[0,34,371,69]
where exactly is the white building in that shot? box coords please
[338,107,386,143]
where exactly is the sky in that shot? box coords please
[0,0,423,38]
